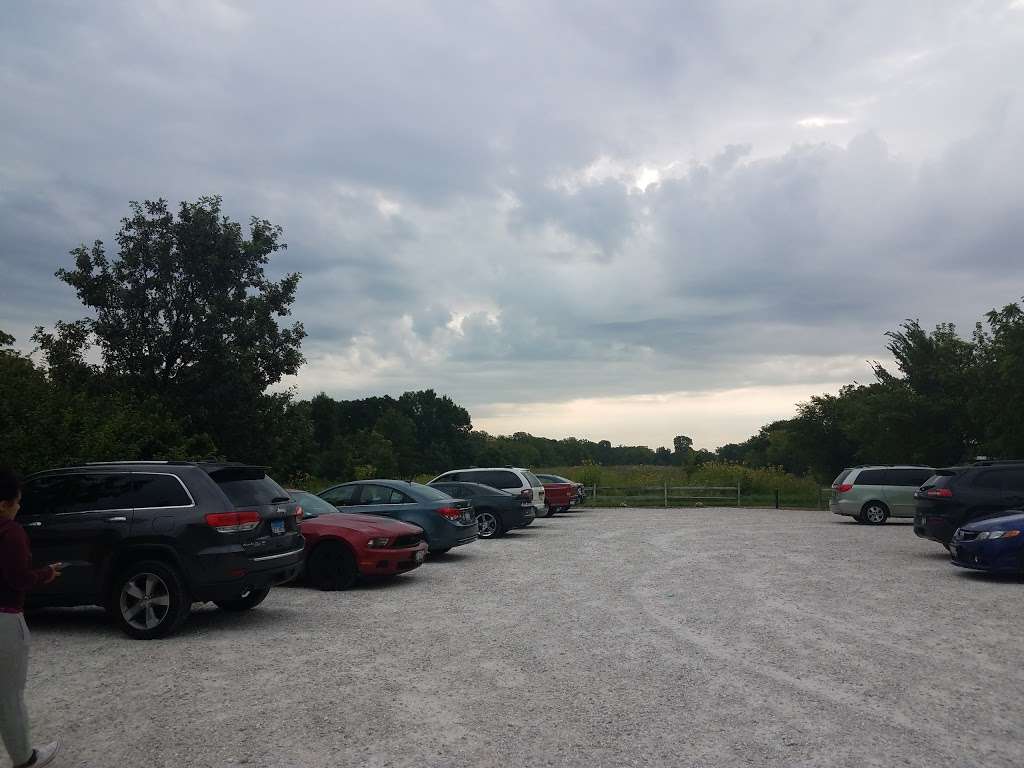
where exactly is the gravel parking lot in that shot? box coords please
[15,508,1024,768]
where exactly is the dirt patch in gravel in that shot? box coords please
[15,508,1024,768]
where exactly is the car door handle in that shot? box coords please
[106,516,128,522]
[23,521,42,528]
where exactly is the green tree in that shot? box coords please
[34,196,306,464]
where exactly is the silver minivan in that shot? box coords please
[430,467,547,518]
[830,465,935,524]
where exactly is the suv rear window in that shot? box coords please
[523,471,543,487]
[208,467,288,507]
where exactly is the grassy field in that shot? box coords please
[539,463,828,509]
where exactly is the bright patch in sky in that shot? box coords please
[796,116,851,128]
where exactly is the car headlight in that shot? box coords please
[366,537,390,548]
[978,530,1021,540]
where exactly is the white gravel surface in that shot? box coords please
[13,508,1024,768]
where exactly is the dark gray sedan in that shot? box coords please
[428,481,535,538]
[317,479,478,554]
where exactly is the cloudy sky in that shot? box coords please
[3,1,1023,450]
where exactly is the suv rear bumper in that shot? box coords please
[192,539,305,601]
[914,514,956,545]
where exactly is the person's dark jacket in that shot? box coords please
[0,519,55,612]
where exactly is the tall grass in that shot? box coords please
[541,462,825,509]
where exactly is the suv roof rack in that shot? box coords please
[84,460,184,465]
[851,463,933,468]
[970,458,1024,466]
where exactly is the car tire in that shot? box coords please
[110,560,190,640]
[214,586,271,612]
[543,505,556,518]
[307,541,359,591]
[475,509,505,539]
[860,502,890,525]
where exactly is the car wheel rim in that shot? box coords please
[477,513,497,537]
[867,507,885,523]
[120,572,171,631]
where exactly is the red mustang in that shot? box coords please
[289,489,428,590]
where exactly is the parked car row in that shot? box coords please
[17,461,585,639]
[831,459,1024,575]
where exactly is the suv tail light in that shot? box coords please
[520,488,534,502]
[834,484,853,493]
[205,511,261,533]
[926,488,953,498]
[437,506,462,520]
[293,506,303,518]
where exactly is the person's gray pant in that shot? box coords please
[0,612,32,767]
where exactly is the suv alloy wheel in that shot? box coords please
[111,559,190,640]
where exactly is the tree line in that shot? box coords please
[717,307,1024,480]
[2,196,1021,486]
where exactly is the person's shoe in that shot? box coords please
[17,740,60,767]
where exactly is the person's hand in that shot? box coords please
[46,563,63,582]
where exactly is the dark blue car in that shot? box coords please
[950,512,1024,574]
[317,480,478,554]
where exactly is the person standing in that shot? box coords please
[0,468,61,768]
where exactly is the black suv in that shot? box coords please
[914,460,1024,546]
[19,461,304,639]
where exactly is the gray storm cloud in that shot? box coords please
[2,0,1023,443]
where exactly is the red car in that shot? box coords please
[536,477,576,516]
[289,489,428,590]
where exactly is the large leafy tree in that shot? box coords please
[35,196,306,462]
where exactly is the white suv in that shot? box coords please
[430,467,547,517]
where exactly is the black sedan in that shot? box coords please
[428,481,535,538]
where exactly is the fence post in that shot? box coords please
[736,483,741,507]
[774,489,780,509]
[592,483,597,503]
[664,482,668,508]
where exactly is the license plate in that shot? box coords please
[414,550,426,563]
[270,519,285,535]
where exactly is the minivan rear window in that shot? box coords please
[833,470,851,486]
